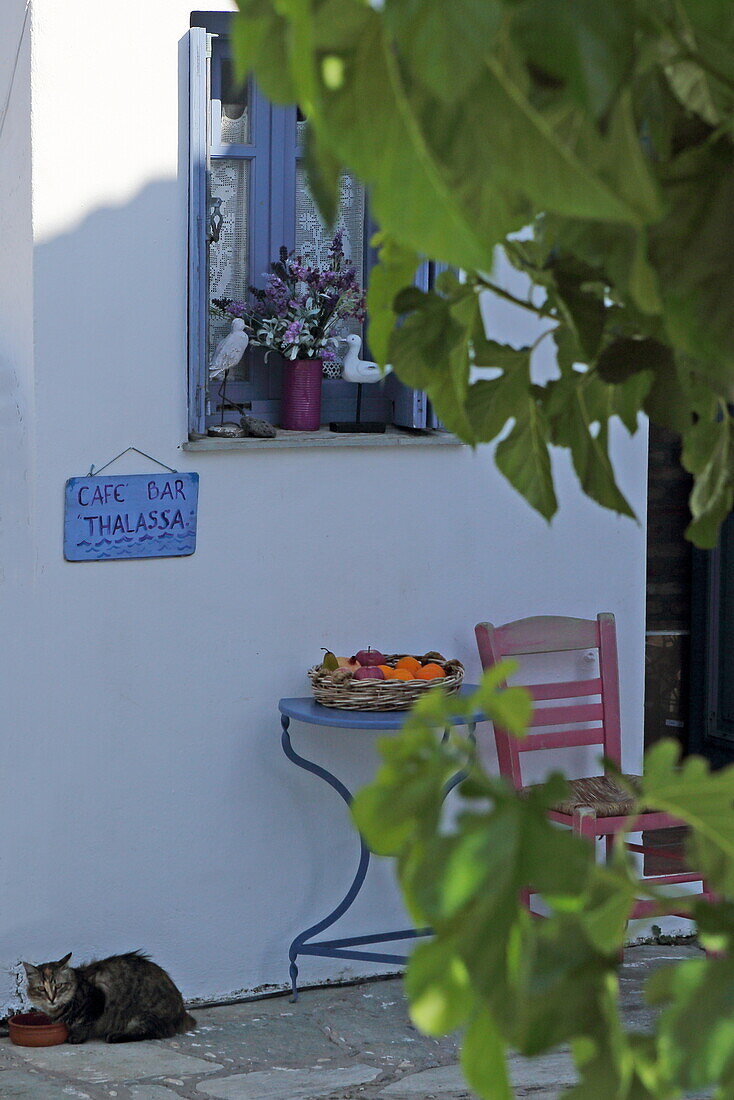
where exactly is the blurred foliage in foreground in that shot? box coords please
[352,673,734,1099]
[234,0,734,546]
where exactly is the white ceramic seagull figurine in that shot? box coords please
[341,334,392,384]
[210,318,250,380]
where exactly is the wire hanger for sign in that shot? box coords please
[87,447,178,478]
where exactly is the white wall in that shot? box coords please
[0,0,35,1010]
[0,0,649,1009]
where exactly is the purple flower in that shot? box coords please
[213,232,366,361]
[225,301,248,319]
[284,319,304,343]
[329,229,344,261]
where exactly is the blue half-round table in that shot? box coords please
[279,687,484,1000]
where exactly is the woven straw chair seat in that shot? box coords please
[525,774,643,817]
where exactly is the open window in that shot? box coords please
[188,13,443,439]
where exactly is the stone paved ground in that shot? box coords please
[0,946,702,1100]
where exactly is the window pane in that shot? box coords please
[220,58,250,144]
[295,167,366,378]
[296,106,307,147]
[208,159,249,376]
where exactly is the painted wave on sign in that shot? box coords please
[73,531,195,558]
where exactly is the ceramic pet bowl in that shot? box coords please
[9,1011,68,1046]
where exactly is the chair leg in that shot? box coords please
[573,808,625,960]
[572,805,598,841]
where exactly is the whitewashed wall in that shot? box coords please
[0,0,35,1011]
[0,0,649,1009]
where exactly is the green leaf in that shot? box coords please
[647,952,734,1091]
[387,288,477,441]
[543,216,662,317]
[365,234,421,365]
[511,0,636,118]
[549,256,607,361]
[233,4,296,102]
[650,139,734,380]
[573,864,638,955]
[662,0,734,126]
[310,0,373,51]
[384,0,504,103]
[476,682,533,738]
[271,0,318,110]
[406,939,475,1035]
[302,123,341,229]
[478,58,659,227]
[598,90,663,226]
[565,1033,659,1099]
[596,337,670,385]
[518,795,591,902]
[512,916,615,1054]
[233,0,734,555]
[664,52,721,127]
[495,401,558,520]
[466,368,532,442]
[595,337,690,435]
[464,322,536,441]
[682,413,734,549]
[351,729,453,854]
[609,372,654,435]
[545,373,636,518]
[638,740,734,894]
[406,813,522,925]
[329,15,508,269]
[460,1007,512,1100]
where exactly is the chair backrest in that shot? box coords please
[474,614,622,789]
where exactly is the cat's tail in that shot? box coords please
[180,1011,197,1033]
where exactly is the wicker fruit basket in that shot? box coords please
[308,653,464,711]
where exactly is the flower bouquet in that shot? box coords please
[213,232,366,430]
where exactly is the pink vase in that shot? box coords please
[280,359,323,431]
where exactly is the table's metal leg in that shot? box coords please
[281,715,371,1001]
[444,721,476,794]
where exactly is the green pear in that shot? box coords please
[321,649,339,671]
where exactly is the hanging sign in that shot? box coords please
[64,473,199,561]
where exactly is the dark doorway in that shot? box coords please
[644,425,694,873]
[644,424,693,756]
[689,514,734,768]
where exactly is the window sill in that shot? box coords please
[183,426,467,452]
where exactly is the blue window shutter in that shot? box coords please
[386,379,428,428]
[188,27,210,436]
[207,41,276,425]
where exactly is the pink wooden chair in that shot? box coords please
[475,613,712,920]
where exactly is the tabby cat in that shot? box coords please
[22,951,196,1043]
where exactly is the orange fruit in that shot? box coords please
[377,665,394,678]
[385,668,412,681]
[415,663,446,680]
[396,655,421,676]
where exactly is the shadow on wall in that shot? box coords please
[34,34,192,447]
[34,178,189,445]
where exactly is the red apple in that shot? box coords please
[354,647,386,666]
[353,666,385,680]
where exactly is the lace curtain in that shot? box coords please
[295,166,366,377]
[207,123,366,379]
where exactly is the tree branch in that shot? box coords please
[475,276,554,319]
